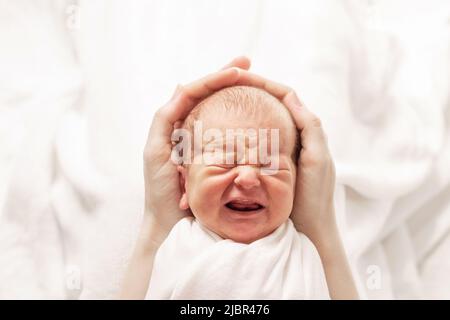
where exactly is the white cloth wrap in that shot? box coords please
[145,217,329,300]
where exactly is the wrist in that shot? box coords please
[293,211,339,245]
[311,221,346,265]
[139,213,170,249]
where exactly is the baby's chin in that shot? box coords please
[192,209,285,244]
[214,222,277,244]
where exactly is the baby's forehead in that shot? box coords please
[198,108,296,158]
[199,111,294,140]
[198,96,295,138]
[182,86,299,158]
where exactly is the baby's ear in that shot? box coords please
[177,165,189,210]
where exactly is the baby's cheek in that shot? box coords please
[189,175,226,211]
[264,176,295,210]
[264,173,294,192]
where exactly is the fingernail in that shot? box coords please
[230,67,241,76]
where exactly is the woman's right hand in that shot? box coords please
[142,57,251,244]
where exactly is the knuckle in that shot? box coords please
[311,116,322,127]
[284,87,295,99]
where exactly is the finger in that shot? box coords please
[149,67,241,140]
[233,69,293,100]
[283,91,328,153]
[221,56,251,71]
[181,67,241,102]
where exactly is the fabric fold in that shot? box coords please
[146,217,329,300]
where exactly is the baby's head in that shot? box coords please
[176,86,300,243]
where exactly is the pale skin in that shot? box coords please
[119,57,359,300]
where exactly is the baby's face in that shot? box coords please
[178,111,297,244]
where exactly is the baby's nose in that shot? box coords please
[234,166,261,189]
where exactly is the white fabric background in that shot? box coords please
[0,0,449,299]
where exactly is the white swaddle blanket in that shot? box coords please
[145,217,329,300]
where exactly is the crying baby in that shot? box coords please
[145,86,329,300]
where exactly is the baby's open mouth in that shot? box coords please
[225,200,265,212]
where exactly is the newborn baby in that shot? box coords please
[145,86,329,299]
